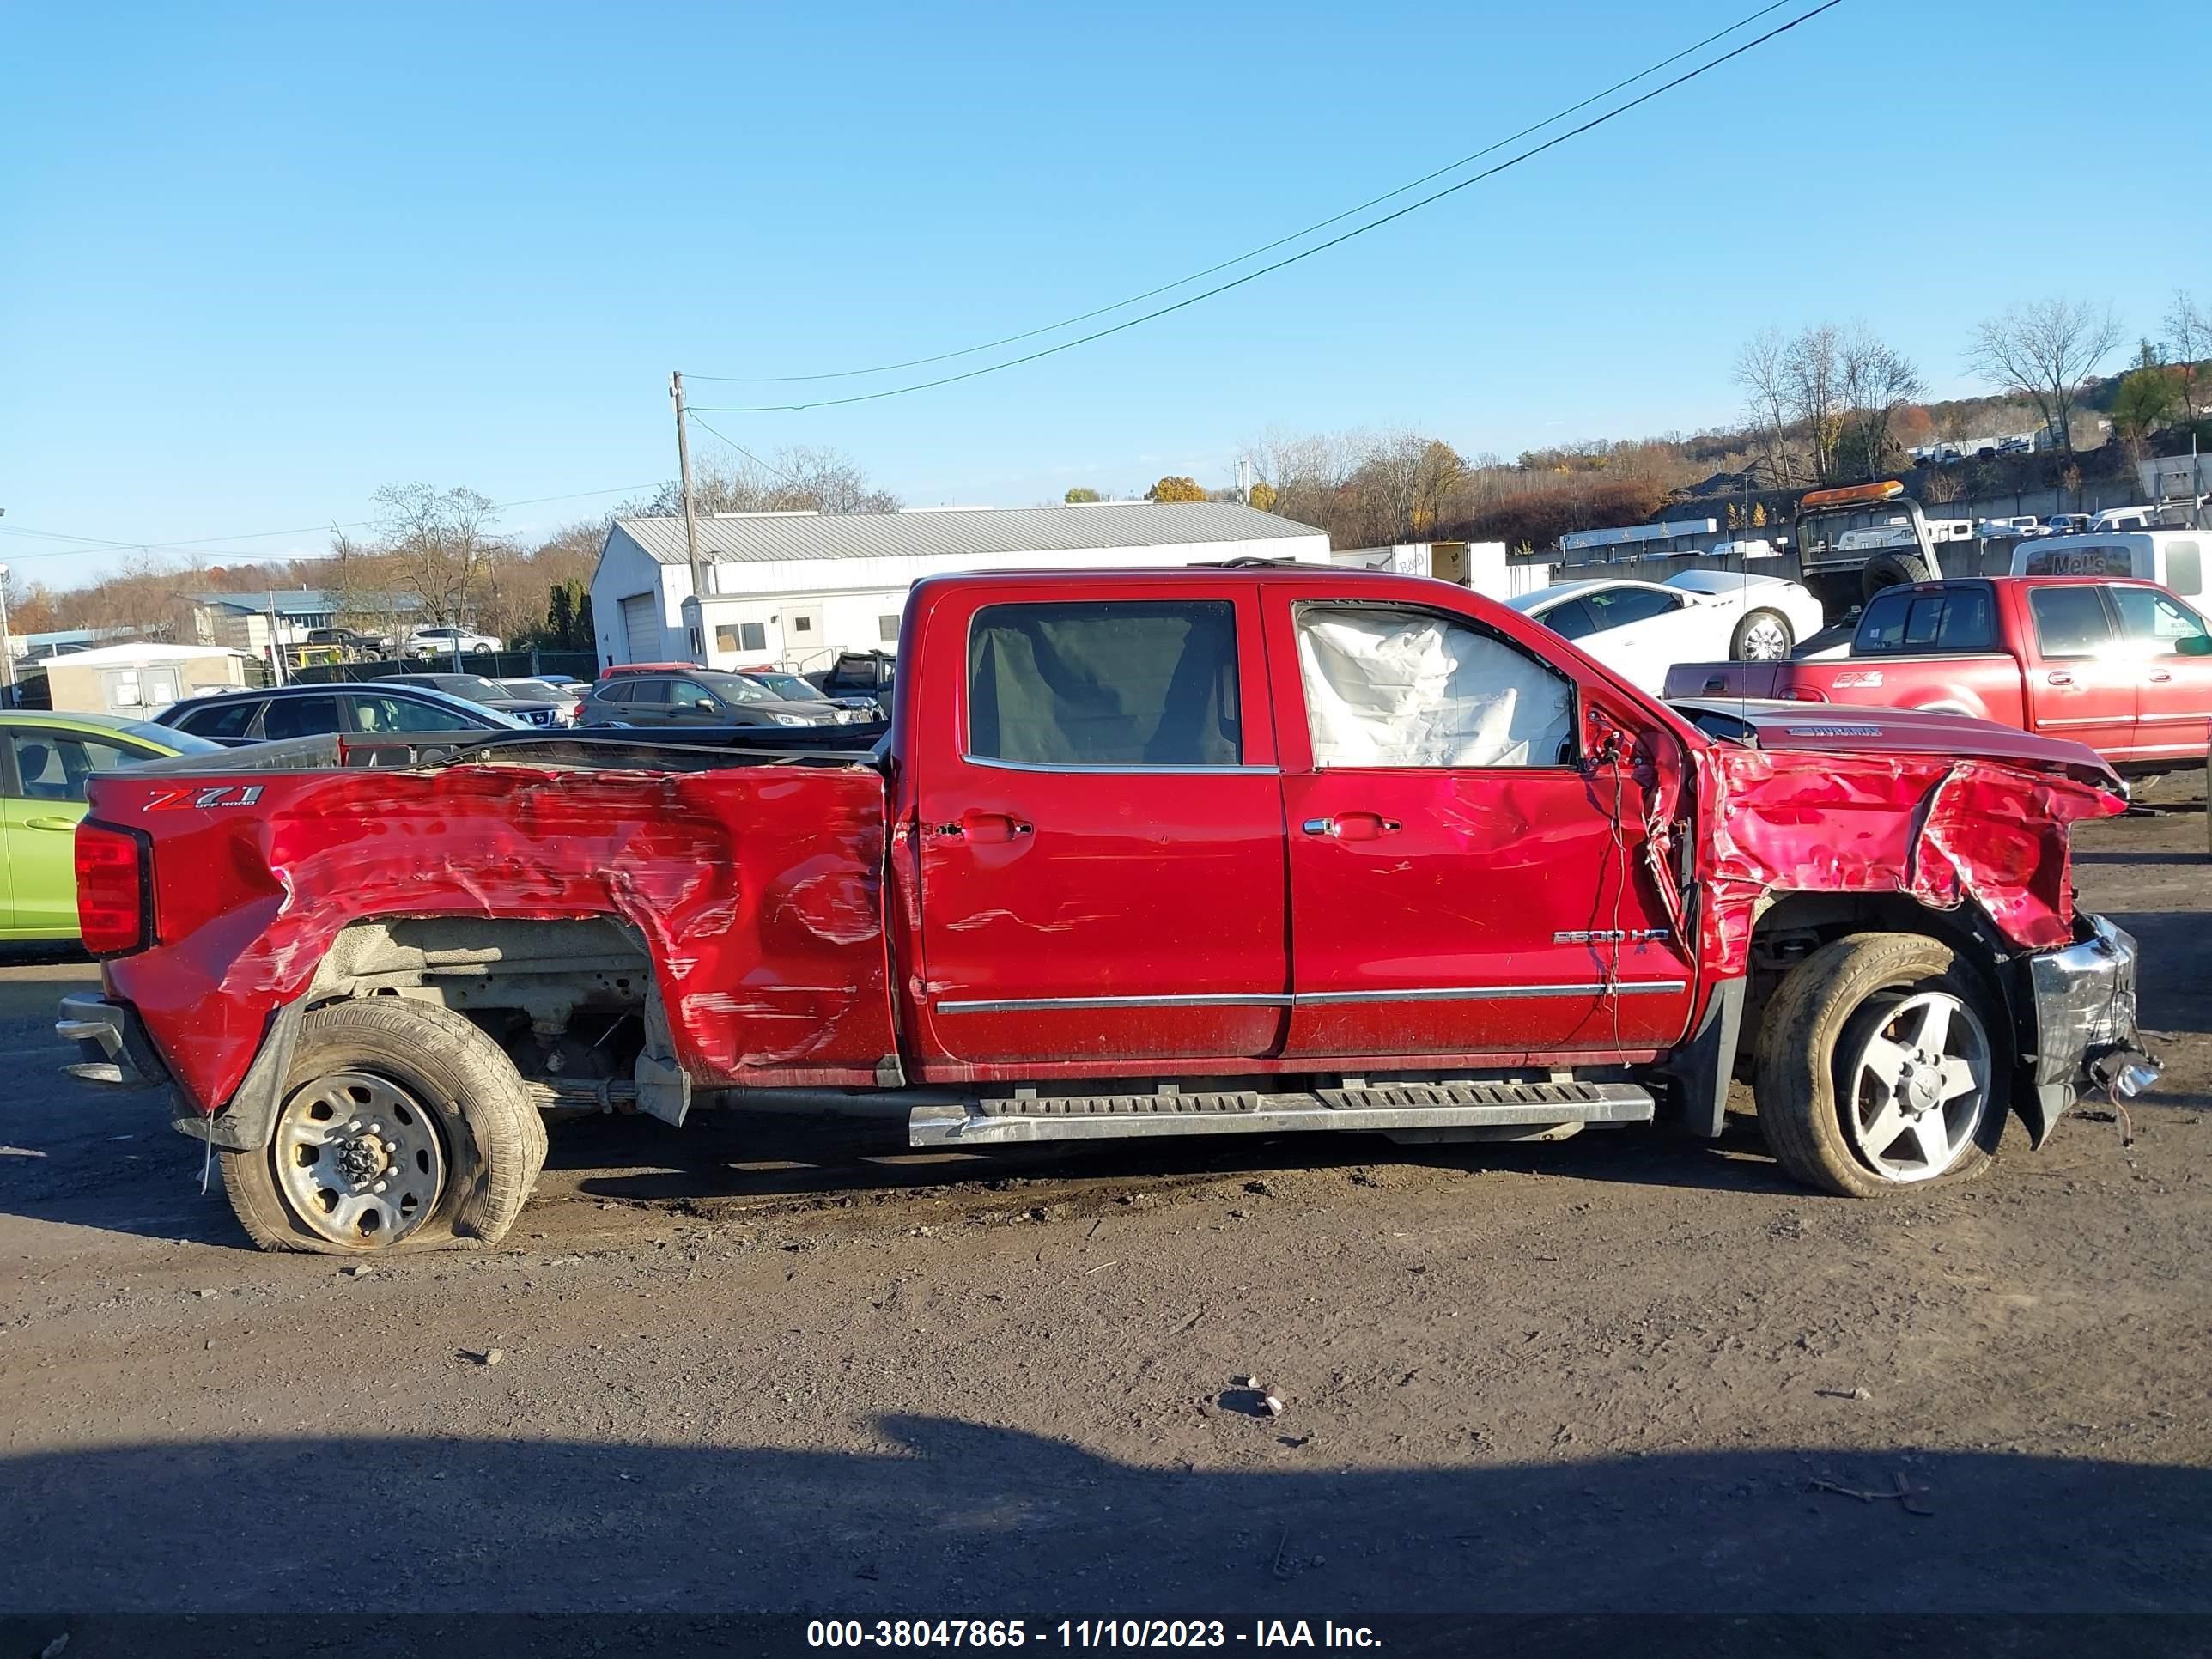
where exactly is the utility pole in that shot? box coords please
[0,560,14,711]
[671,370,707,664]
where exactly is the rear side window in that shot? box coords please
[967,600,1240,767]
[626,678,672,706]
[2166,541,2203,598]
[349,693,479,734]
[259,696,343,740]
[7,732,157,802]
[175,697,264,738]
[2029,587,2115,659]
[1535,598,1598,640]
[1855,587,1996,655]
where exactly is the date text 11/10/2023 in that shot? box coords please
[805,1620,1383,1649]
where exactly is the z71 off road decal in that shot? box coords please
[143,784,265,811]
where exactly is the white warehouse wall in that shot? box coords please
[591,530,1332,672]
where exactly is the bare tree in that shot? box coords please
[2166,289,2209,428]
[1731,326,1800,486]
[1966,296,2123,454]
[632,444,900,518]
[372,483,509,641]
[1838,323,1926,482]
[1782,324,1845,484]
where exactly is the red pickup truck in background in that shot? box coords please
[1666,575,2212,776]
[58,567,2154,1255]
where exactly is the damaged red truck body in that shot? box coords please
[58,568,2155,1254]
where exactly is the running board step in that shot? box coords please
[908,1079,1654,1146]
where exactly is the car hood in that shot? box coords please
[1671,698,2121,790]
[753,698,844,722]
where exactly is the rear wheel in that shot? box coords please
[1754,933,2006,1198]
[222,1000,546,1254]
[1731,608,1795,661]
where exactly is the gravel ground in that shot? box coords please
[2,805,2209,1621]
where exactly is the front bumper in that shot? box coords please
[2024,914,2159,1139]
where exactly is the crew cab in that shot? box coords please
[1665,575,2212,776]
[59,568,2154,1255]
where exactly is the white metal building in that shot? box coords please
[588,501,1332,673]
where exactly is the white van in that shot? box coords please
[2011,530,2209,599]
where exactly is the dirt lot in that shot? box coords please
[2,805,2209,1622]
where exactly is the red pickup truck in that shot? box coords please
[1665,575,2212,775]
[58,567,2154,1255]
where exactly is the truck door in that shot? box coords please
[2020,584,2136,758]
[1266,593,1696,1060]
[2108,584,2212,765]
[909,586,1290,1068]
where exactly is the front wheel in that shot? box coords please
[1731,608,1795,661]
[221,1000,547,1253]
[1753,933,2007,1198]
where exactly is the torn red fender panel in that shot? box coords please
[94,763,896,1113]
[1697,747,2124,975]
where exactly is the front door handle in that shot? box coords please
[2046,671,2075,687]
[2148,671,2174,684]
[24,817,78,833]
[1302,812,1401,841]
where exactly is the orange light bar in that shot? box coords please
[1800,481,1905,508]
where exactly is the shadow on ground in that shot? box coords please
[0,1421,2203,1618]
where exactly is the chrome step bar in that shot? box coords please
[908,1079,1655,1146]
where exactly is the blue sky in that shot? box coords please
[4,0,2207,584]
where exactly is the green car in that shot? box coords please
[1,710,221,941]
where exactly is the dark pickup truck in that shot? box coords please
[60,567,2154,1255]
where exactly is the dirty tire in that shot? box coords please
[222,1000,547,1255]
[1862,552,1933,600]
[1753,933,2007,1199]
[1730,607,1795,661]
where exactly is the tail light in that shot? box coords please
[76,822,152,957]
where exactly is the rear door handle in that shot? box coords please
[947,811,1031,844]
[1302,812,1401,841]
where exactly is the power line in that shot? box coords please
[684,0,1801,388]
[690,0,1843,416]
[683,412,800,483]
[0,480,669,565]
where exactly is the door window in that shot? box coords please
[1580,586,1682,630]
[2110,586,2210,649]
[7,732,155,802]
[2028,587,2116,659]
[176,696,264,739]
[967,600,1241,766]
[672,681,720,711]
[626,678,672,705]
[1296,604,1575,769]
[348,693,479,733]
[259,696,343,740]
[1856,586,1996,655]
[1535,598,1598,640]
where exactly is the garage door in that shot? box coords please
[620,593,659,663]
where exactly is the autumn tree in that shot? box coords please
[1062,487,1103,503]
[1966,296,2122,453]
[2112,342,2181,464]
[1146,476,1206,502]
[1247,480,1278,513]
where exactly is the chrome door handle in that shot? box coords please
[2046,671,2075,686]
[1302,817,1339,836]
[2149,671,2174,684]
[1304,813,1400,840]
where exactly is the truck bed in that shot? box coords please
[89,747,899,1113]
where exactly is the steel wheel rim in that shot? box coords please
[1843,990,1989,1183]
[273,1070,447,1246]
[1740,616,1790,660]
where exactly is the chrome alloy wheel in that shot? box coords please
[273,1071,447,1246]
[1739,614,1792,660]
[1843,991,1990,1184]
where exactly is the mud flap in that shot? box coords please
[1656,977,1744,1139]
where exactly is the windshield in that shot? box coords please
[745,672,825,701]
[697,672,779,703]
[434,675,513,699]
